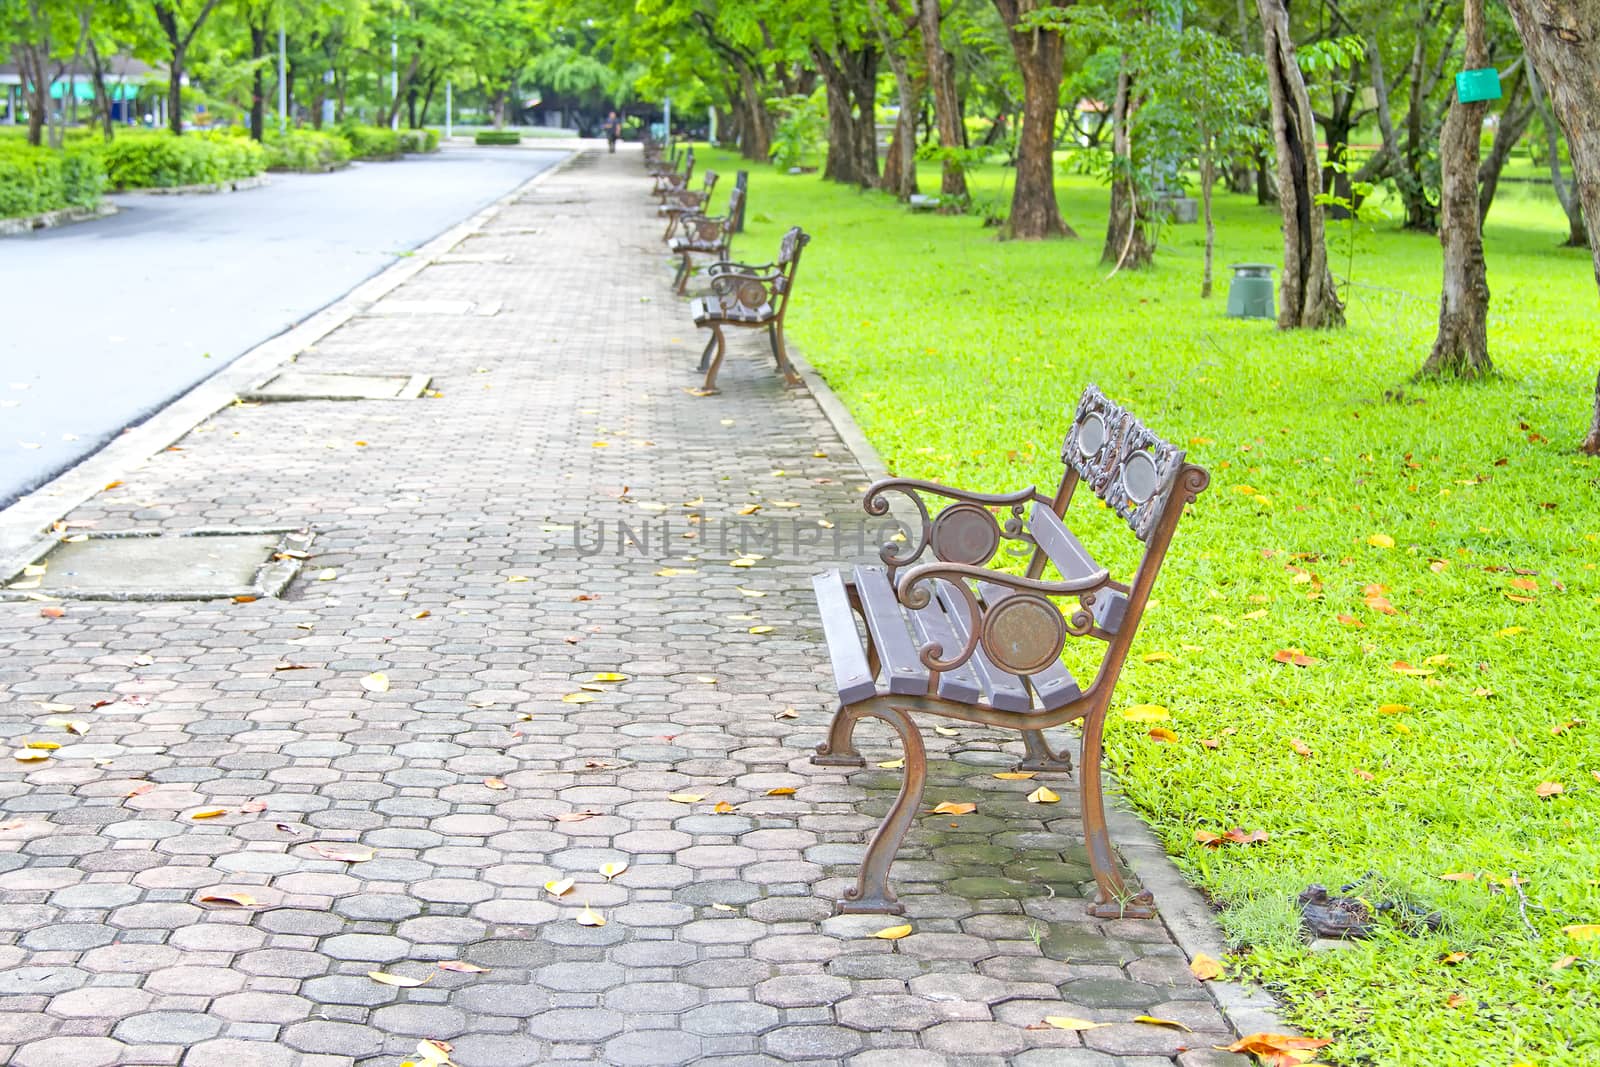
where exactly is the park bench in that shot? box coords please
[688,226,808,394]
[669,180,746,295]
[644,139,678,175]
[659,170,721,241]
[652,148,695,199]
[810,384,1210,917]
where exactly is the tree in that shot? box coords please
[4,0,80,146]
[151,0,225,132]
[1257,0,1343,328]
[1421,0,1490,378]
[1502,0,1600,452]
[867,0,919,199]
[918,0,967,204]
[994,0,1075,239]
[1185,27,1266,297]
[1527,66,1588,247]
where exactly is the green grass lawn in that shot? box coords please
[699,145,1600,1065]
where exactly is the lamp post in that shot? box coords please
[445,80,452,140]
[390,33,399,130]
[277,7,287,135]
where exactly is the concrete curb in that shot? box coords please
[0,148,586,580]
[788,348,1295,1043]
[0,202,118,237]
[115,174,271,196]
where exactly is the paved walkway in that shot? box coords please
[0,148,1251,1066]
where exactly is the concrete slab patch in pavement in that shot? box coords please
[241,370,431,401]
[1,528,310,601]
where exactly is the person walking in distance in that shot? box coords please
[603,111,621,153]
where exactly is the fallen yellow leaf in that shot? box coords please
[592,672,627,682]
[1027,787,1060,804]
[749,625,774,634]
[1122,704,1170,722]
[1190,953,1223,981]
[1368,533,1395,548]
[1133,1015,1192,1031]
[873,924,913,940]
[576,905,606,927]
[877,758,905,769]
[930,801,976,816]
[667,793,704,803]
[993,772,1037,781]
[766,787,797,796]
[187,808,228,820]
[1562,924,1600,941]
[369,970,431,988]
[198,891,258,907]
[437,960,489,973]
[360,672,390,693]
[545,878,575,897]
[484,777,508,790]
[562,692,596,704]
[1043,1017,1110,1031]
[599,861,628,880]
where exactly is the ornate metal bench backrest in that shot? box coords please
[772,227,810,306]
[731,171,749,233]
[1060,385,1189,543]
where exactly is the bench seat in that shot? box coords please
[812,565,1080,714]
[691,296,774,326]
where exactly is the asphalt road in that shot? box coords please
[0,144,567,509]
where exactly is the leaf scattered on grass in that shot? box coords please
[1122,704,1170,722]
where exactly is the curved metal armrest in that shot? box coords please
[707,260,777,278]
[893,563,1111,673]
[896,562,1108,606]
[863,478,1044,571]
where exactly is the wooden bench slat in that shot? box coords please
[906,595,983,705]
[1028,502,1128,634]
[976,582,1082,711]
[933,580,1032,713]
[852,566,931,696]
[812,570,877,706]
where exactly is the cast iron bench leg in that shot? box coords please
[770,323,800,386]
[696,332,718,374]
[700,326,727,394]
[812,703,867,767]
[836,699,926,915]
[675,253,694,296]
[1079,710,1156,919]
[1016,729,1075,774]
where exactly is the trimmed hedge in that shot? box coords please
[399,128,440,153]
[264,129,353,172]
[99,131,267,190]
[0,143,106,219]
[339,124,403,160]
[474,129,522,146]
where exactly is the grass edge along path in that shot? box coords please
[695,145,1600,1066]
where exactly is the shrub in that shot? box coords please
[264,129,353,172]
[338,124,403,160]
[0,143,107,219]
[98,130,266,190]
[474,129,522,146]
[399,128,440,153]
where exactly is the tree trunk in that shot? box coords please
[1201,148,1217,297]
[867,0,917,197]
[815,54,858,184]
[736,62,772,161]
[250,22,268,141]
[1503,0,1600,451]
[994,0,1073,239]
[1422,0,1491,378]
[85,38,116,141]
[1477,66,1533,225]
[15,43,50,147]
[1258,0,1345,328]
[1101,65,1151,266]
[1528,65,1589,247]
[920,0,968,202]
[167,49,185,134]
